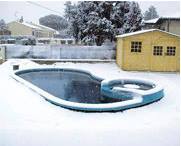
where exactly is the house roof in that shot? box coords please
[33,23,60,34]
[25,22,59,34]
[30,23,56,31]
[8,21,58,33]
[144,18,159,24]
[144,16,180,24]
[8,21,42,30]
[116,29,180,38]
[20,22,42,30]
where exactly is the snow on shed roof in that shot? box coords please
[116,29,180,38]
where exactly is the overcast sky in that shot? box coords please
[0,1,180,23]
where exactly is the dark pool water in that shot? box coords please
[18,70,128,104]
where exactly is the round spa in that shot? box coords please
[12,68,164,112]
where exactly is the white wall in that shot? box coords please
[0,45,6,61]
[5,44,115,59]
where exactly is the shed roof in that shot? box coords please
[116,29,180,38]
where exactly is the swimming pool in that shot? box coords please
[12,68,164,112]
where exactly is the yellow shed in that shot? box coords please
[116,29,180,72]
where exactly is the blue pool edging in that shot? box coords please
[101,78,164,107]
[12,67,164,112]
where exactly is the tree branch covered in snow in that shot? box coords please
[64,1,142,46]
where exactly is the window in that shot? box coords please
[166,46,176,56]
[68,40,73,44]
[61,40,66,44]
[131,41,142,52]
[160,27,165,31]
[153,46,163,56]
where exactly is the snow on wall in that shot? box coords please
[5,44,116,59]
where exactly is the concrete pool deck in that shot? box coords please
[0,59,179,146]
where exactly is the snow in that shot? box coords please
[21,22,42,30]
[143,18,159,24]
[116,29,180,38]
[31,22,58,34]
[33,23,56,31]
[12,21,58,33]
[144,15,180,24]
[123,84,140,89]
[0,59,179,146]
[161,14,180,19]
[66,1,142,44]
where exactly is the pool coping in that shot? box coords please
[11,67,164,112]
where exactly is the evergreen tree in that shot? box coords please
[39,14,68,31]
[122,2,142,33]
[65,1,143,46]
[0,19,7,30]
[144,5,159,20]
[78,1,114,45]
[64,1,80,43]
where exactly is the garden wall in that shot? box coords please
[5,44,116,59]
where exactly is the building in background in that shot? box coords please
[116,29,180,72]
[0,28,11,35]
[30,22,59,37]
[7,20,58,38]
[142,16,180,35]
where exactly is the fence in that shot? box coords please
[0,45,6,63]
[5,44,116,60]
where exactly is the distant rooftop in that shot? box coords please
[144,15,180,24]
[21,21,41,30]
[144,18,160,24]
[29,22,59,34]
[9,21,58,33]
[30,22,56,31]
[116,29,180,38]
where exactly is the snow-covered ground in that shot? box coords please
[0,59,179,146]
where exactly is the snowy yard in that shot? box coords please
[0,59,179,146]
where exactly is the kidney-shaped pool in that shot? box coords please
[12,68,164,112]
